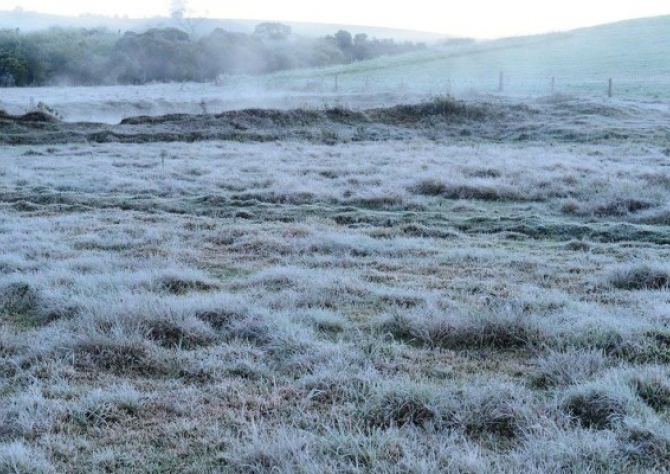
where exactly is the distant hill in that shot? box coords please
[0,9,446,42]
[274,14,670,100]
[1,10,667,99]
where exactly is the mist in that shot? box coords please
[0,20,428,88]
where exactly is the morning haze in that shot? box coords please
[1,2,670,473]
[2,0,670,37]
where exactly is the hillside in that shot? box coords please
[273,15,670,99]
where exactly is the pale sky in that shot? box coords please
[1,1,669,38]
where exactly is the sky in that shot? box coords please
[1,1,669,38]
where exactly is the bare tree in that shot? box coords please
[171,0,187,21]
[170,0,203,37]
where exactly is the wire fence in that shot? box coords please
[257,70,670,102]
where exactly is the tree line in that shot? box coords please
[0,24,426,87]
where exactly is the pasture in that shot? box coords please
[1,91,670,472]
[2,16,670,471]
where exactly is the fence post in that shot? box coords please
[608,78,613,98]
[335,74,339,92]
[551,77,555,94]
[498,71,504,92]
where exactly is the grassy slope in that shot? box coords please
[270,15,670,99]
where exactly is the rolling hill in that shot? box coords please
[264,15,670,100]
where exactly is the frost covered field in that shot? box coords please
[2,90,670,473]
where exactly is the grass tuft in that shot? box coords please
[410,179,523,201]
[593,197,656,217]
[65,384,144,429]
[381,303,545,351]
[155,274,220,295]
[560,386,630,430]
[618,422,670,468]
[143,318,217,350]
[0,441,53,474]
[607,264,670,290]
[528,350,607,389]
[0,281,40,321]
[71,338,171,377]
[364,384,438,430]
[411,178,446,196]
[457,384,537,440]
[630,370,670,412]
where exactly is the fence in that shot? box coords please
[255,70,670,102]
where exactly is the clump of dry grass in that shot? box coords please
[380,303,546,351]
[559,381,636,430]
[559,197,581,214]
[0,441,54,474]
[409,178,525,201]
[143,317,217,350]
[528,350,607,389]
[70,335,172,377]
[564,239,591,251]
[592,197,656,217]
[618,421,670,469]
[411,178,447,196]
[65,383,144,429]
[461,167,502,179]
[455,383,540,441]
[363,379,539,442]
[193,294,254,330]
[0,281,41,322]
[606,264,670,290]
[630,369,670,412]
[153,272,220,295]
[363,382,440,430]
[561,194,660,218]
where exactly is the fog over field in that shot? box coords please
[1,10,670,474]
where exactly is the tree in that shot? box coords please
[253,23,292,41]
[353,33,370,60]
[0,29,42,86]
[197,29,267,76]
[170,0,187,20]
[114,28,200,83]
[334,30,353,51]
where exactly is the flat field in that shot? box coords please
[2,91,670,473]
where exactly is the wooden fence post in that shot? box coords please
[551,77,555,94]
[498,71,504,92]
[608,78,613,98]
[335,74,339,92]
